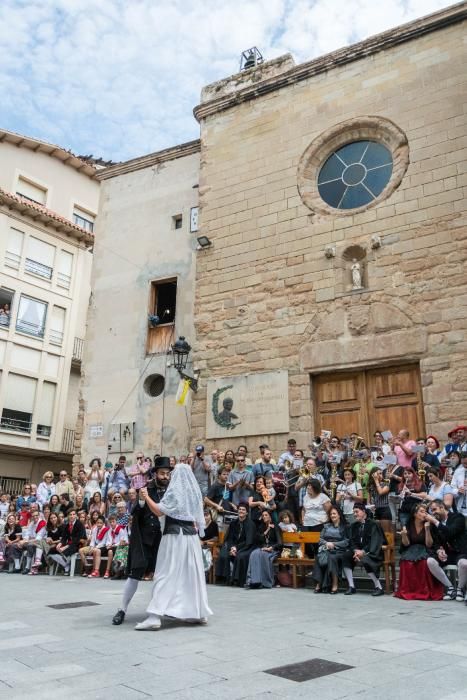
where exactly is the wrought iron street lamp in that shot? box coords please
[171,336,198,392]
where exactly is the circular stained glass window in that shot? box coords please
[318,140,393,210]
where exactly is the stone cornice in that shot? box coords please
[194,2,467,122]
[96,139,201,180]
[0,188,93,246]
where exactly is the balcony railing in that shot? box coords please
[62,427,75,454]
[72,337,84,363]
[0,476,27,497]
[25,258,53,280]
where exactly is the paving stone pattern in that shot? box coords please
[1,576,467,698]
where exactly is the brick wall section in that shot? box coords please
[192,20,467,452]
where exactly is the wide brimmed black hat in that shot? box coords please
[153,456,173,470]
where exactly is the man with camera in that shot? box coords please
[191,444,212,497]
[107,455,130,498]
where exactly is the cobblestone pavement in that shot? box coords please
[0,575,466,699]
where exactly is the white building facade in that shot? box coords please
[0,129,100,490]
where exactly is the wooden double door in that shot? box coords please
[313,364,425,444]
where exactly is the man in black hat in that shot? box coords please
[112,456,172,625]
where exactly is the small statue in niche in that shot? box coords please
[351,259,363,290]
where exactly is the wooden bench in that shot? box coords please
[275,531,321,588]
[206,530,225,584]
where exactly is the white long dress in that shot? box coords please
[146,525,212,620]
[144,464,212,621]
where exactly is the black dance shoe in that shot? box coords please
[372,588,384,597]
[112,609,126,625]
[344,587,356,595]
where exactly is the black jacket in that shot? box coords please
[350,518,385,563]
[437,511,467,556]
[225,517,257,552]
[60,520,86,551]
[127,480,166,570]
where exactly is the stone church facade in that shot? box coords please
[190,3,467,452]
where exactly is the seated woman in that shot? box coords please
[246,510,282,589]
[43,512,64,563]
[395,503,444,600]
[49,494,61,514]
[367,467,391,521]
[336,467,363,525]
[15,484,36,512]
[399,468,425,527]
[24,510,47,574]
[74,493,86,513]
[1,513,22,572]
[312,506,351,594]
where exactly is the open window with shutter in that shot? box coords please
[0,373,37,433]
[147,279,177,354]
[25,237,55,280]
[49,306,66,346]
[36,382,56,437]
[4,229,24,270]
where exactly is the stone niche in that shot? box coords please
[300,301,427,372]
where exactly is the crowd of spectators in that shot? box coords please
[1,425,466,603]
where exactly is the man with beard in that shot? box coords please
[112,456,173,625]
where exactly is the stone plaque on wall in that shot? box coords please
[206,370,289,439]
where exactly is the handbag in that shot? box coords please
[277,570,293,587]
[317,544,329,567]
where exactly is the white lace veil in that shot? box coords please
[159,464,205,537]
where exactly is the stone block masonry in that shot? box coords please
[191,7,467,452]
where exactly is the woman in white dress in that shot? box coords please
[135,463,212,630]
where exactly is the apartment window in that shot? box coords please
[36,382,56,438]
[57,250,73,289]
[16,295,47,338]
[173,215,183,230]
[49,306,66,346]
[147,279,177,354]
[16,177,47,205]
[25,237,55,280]
[0,374,37,434]
[0,287,14,329]
[4,228,24,270]
[73,206,95,232]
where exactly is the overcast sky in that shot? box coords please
[0,0,454,162]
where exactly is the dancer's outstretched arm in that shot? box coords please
[140,488,163,517]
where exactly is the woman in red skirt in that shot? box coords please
[395,503,444,601]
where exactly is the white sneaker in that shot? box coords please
[135,617,161,631]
